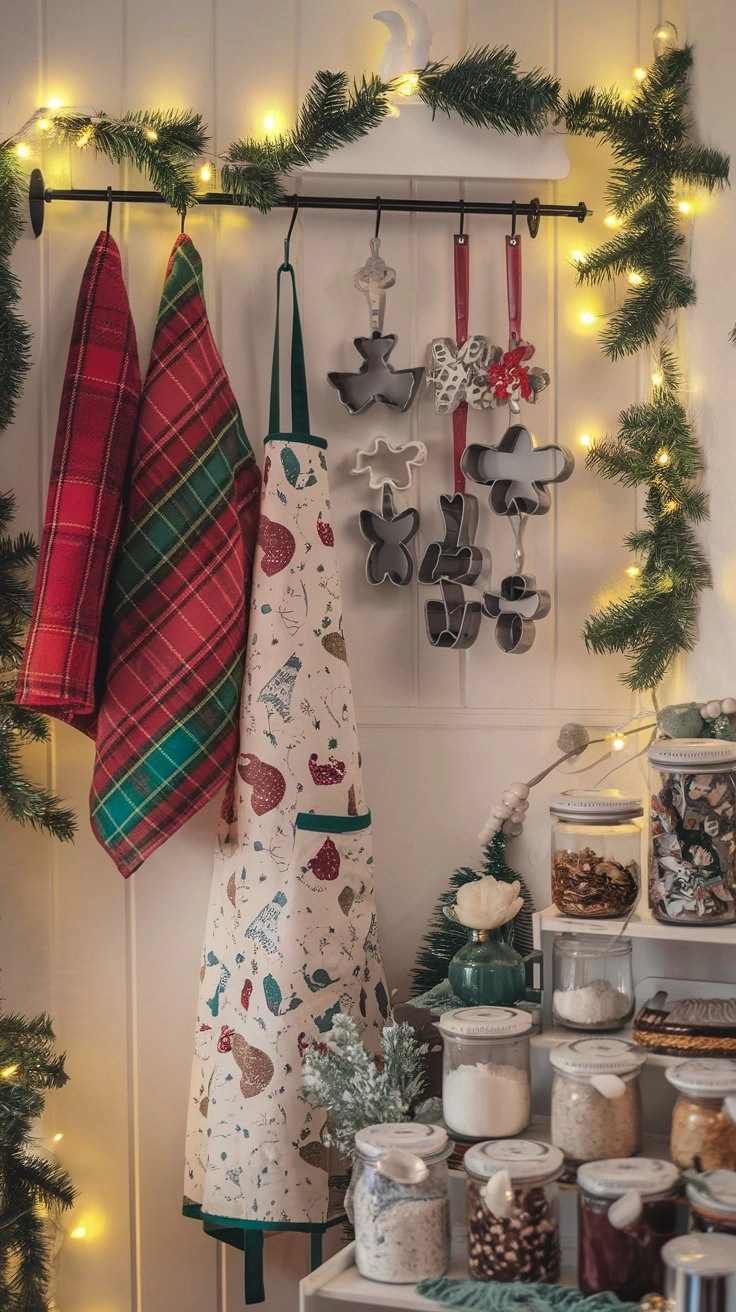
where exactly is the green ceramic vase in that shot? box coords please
[447,925,527,1008]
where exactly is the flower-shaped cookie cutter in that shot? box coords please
[462,423,574,517]
[482,573,551,654]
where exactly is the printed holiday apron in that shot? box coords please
[184,259,388,1294]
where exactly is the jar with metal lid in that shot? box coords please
[550,1037,645,1167]
[666,1059,736,1170]
[352,1122,453,1283]
[550,790,643,918]
[660,1234,736,1312]
[552,933,635,1031]
[648,738,736,925]
[687,1170,736,1235]
[464,1140,563,1283]
[436,1007,532,1141]
[577,1157,680,1298]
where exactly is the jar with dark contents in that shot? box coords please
[687,1169,736,1235]
[464,1139,563,1283]
[550,791,642,919]
[648,739,736,926]
[577,1158,680,1299]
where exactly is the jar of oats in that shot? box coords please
[464,1139,564,1283]
[550,1037,646,1168]
[666,1059,736,1170]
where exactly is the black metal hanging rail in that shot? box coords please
[28,168,589,238]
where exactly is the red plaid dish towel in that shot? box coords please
[15,232,141,734]
[90,234,260,877]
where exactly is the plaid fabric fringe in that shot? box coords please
[15,232,141,734]
[90,234,260,876]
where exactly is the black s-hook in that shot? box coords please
[105,186,113,236]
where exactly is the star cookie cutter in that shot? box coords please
[425,580,482,650]
[351,436,427,492]
[359,484,420,587]
[418,492,485,586]
[482,573,551,654]
[462,423,574,517]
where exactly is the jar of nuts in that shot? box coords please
[666,1059,736,1171]
[463,1139,564,1283]
[577,1158,680,1299]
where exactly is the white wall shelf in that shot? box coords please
[534,903,736,947]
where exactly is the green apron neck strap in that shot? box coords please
[268,261,310,437]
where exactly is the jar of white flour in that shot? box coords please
[437,1006,532,1141]
[353,1122,453,1283]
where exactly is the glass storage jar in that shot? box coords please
[436,1007,532,1141]
[687,1169,736,1235]
[577,1157,680,1299]
[666,1059,736,1170]
[464,1139,563,1283]
[648,739,736,925]
[552,933,635,1031]
[352,1122,453,1283]
[550,1037,646,1168]
[550,790,643,918]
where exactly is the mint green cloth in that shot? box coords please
[415,1279,639,1312]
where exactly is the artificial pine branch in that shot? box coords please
[411,833,535,997]
[50,109,208,214]
[0,1011,75,1312]
[0,145,33,435]
[223,72,390,211]
[416,46,560,133]
[583,357,711,690]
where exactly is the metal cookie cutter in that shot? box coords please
[418,492,484,586]
[482,573,551,654]
[462,423,574,517]
[359,484,420,587]
[425,580,482,650]
[328,334,424,415]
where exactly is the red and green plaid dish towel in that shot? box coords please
[15,232,141,734]
[90,234,260,876]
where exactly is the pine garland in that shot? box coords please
[48,108,208,214]
[0,492,75,841]
[0,1011,75,1312]
[416,46,560,133]
[583,349,711,690]
[411,834,534,998]
[564,46,729,360]
[0,145,32,434]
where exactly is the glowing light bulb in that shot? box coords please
[15,143,30,159]
[38,118,51,132]
[678,200,692,214]
[144,128,158,142]
[665,499,678,513]
[52,1133,64,1143]
[579,433,592,449]
[579,311,597,326]
[1,1064,18,1078]
[656,448,671,466]
[199,163,212,183]
[395,72,419,97]
[660,574,674,592]
[654,21,678,56]
[634,67,647,82]
[651,370,664,387]
[262,113,277,133]
[75,127,92,148]
[604,214,622,229]
[70,1226,87,1240]
[626,566,641,578]
[611,734,626,751]
[47,97,62,110]
[628,271,644,285]
[571,249,585,264]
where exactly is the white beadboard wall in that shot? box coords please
[3,1,734,1309]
